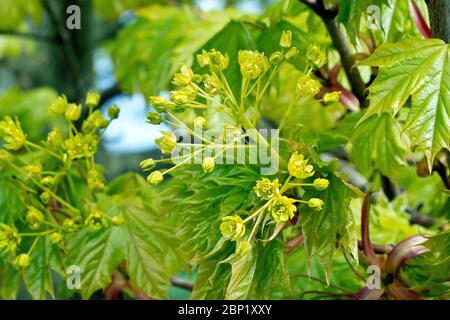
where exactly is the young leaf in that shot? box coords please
[351,113,409,177]
[358,38,450,166]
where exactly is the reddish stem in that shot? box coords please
[361,194,380,266]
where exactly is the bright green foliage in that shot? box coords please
[299,167,360,283]
[0,0,42,31]
[358,38,450,166]
[351,113,409,177]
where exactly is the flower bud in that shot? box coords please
[65,103,82,121]
[269,51,284,64]
[15,254,31,268]
[171,90,190,105]
[203,74,222,96]
[140,158,155,171]
[313,178,329,191]
[306,44,326,68]
[112,216,126,226]
[208,50,229,71]
[323,91,341,104]
[47,128,63,146]
[202,157,215,173]
[280,30,292,48]
[82,110,108,132]
[285,47,298,59]
[193,116,207,128]
[146,112,163,125]
[149,96,169,113]
[86,91,101,108]
[147,170,164,185]
[63,219,78,233]
[308,198,324,210]
[41,176,55,187]
[155,131,177,154]
[296,75,320,97]
[26,206,44,230]
[40,192,50,204]
[196,50,210,67]
[108,105,120,119]
[238,50,268,79]
[87,168,105,192]
[173,65,194,86]
[48,95,68,115]
[220,215,245,241]
[49,232,63,244]
[25,164,42,178]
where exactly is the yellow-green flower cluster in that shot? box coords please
[197,49,229,71]
[64,134,98,160]
[0,116,27,150]
[238,50,269,79]
[87,168,105,192]
[26,206,44,230]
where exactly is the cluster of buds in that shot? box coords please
[296,75,321,98]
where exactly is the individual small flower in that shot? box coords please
[146,112,163,125]
[40,192,50,204]
[49,95,68,115]
[108,104,120,119]
[220,215,245,241]
[203,74,222,96]
[41,176,55,187]
[193,116,207,128]
[65,103,82,121]
[280,30,292,48]
[238,50,269,79]
[236,240,252,255]
[285,47,298,59]
[63,219,78,233]
[171,90,190,105]
[288,152,314,179]
[270,195,297,222]
[0,223,20,253]
[26,206,44,230]
[0,116,27,150]
[24,164,42,179]
[296,75,320,97]
[196,49,210,67]
[202,157,215,173]
[323,91,341,104]
[269,51,284,64]
[254,178,280,200]
[147,170,164,185]
[306,44,326,68]
[49,232,63,245]
[313,178,329,191]
[149,96,170,113]
[0,150,13,164]
[64,134,98,160]
[47,128,63,146]
[82,110,108,132]
[155,131,177,154]
[112,216,126,226]
[140,158,155,171]
[208,49,229,71]
[223,125,242,143]
[173,64,194,86]
[85,209,108,230]
[86,91,101,107]
[308,198,324,210]
[87,168,105,192]
[15,253,31,268]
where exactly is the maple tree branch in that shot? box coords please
[426,0,450,42]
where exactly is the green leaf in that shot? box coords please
[0,264,21,299]
[67,174,181,299]
[351,113,409,177]
[299,169,360,283]
[0,0,43,30]
[23,237,58,300]
[358,38,450,166]
[337,0,388,43]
